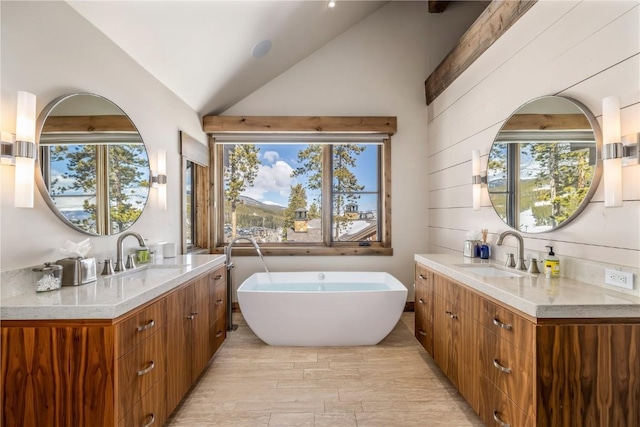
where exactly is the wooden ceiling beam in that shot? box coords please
[203,116,397,135]
[425,0,537,105]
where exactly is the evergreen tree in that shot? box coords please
[223,144,260,238]
[282,184,307,240]
[49,143,148,234]
[294,144,365,239]
[308,202,320,220]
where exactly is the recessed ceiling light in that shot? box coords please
[252,40,272,59]
[328,0,336,8]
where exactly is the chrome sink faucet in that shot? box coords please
[115,231,146,272]
[496,230,527,271]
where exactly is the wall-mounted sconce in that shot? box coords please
[601,96,639,208]
[151,149,167,210]
[328,0,337,8]
[471,149,486,211]
[1,92,37,208]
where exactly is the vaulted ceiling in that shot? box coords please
[68,1,389,116]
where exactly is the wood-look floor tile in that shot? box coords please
[323,401,363,413]
[210,387,339,403]
[277,379,318,388]
[166,312,481,427]
[355,411,483,426]
[168,411,270,426]
[303,368,360,380]
[235,401,325,413]
[268,412,314,426]
[314,412,358,427]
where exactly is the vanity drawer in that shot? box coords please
[116,299,166,358]
[118,327,166,416]
[480,375,532,427]
[210,281,227,323]
[208,266,226,293]
[480,299,534,356]
[118,376,166,427]
[209,314,227,356]
[415,313,433,355]
[415,264,431,290]
[414,281,431,323]
[481,327,534,417]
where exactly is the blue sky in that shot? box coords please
[239,143,379,210]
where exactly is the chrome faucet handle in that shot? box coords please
[528,258,541,274]
[504,253,516,268]
[101,259,115,275]
[125,254,137,269]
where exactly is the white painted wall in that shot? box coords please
[0,1,207,271]
[428,2,640,273]
[224,1,486,298]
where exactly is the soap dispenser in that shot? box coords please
[544,246,560,278]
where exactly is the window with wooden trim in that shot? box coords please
[205,116,396,256]
[180,132,210,254]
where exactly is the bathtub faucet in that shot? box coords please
[225,236,265,270]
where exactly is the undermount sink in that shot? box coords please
[112,264,188,279]
[453,264,526,278]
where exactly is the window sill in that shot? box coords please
[212,246,393,256]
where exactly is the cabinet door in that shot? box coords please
[433,294,454,384]
[456,308,479,413]
[191,297,210,380]
[165,287,191,414]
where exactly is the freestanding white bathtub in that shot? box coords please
[237,271,407,346]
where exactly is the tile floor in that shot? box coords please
[166,312,483,426]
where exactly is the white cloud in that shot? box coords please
[263,151,280,164]
[242,160,293,201]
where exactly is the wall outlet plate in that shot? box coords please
[604,268,634,290]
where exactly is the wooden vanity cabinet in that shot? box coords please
[415,262,640,427]
[1,266,227,427]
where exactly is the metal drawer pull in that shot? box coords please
[418,329,427,337]
[215,331,224,338]
[137,361,155,376]
[142,413,155,427]
[418,298,425,305]
[419,274,427,280]
[492,318,512,330]
[493,359,512,374]
[493,411,511,427]
[445,310,452,315]
[214,274,223,280]
[445,310,457,319]
[187,315,195,320]
[216,299,224,305]
[137,319,155,332]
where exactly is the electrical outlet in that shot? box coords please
[605,269,634,290]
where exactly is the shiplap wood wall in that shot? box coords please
[427,1,640,269]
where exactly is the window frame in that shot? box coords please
[205,116,396,256]
[180,131,210,254]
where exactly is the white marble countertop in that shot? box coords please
[415,254,640,319]
[1,254,226,321]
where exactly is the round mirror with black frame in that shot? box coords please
[487,96,602,233]
[36,93,150,236]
